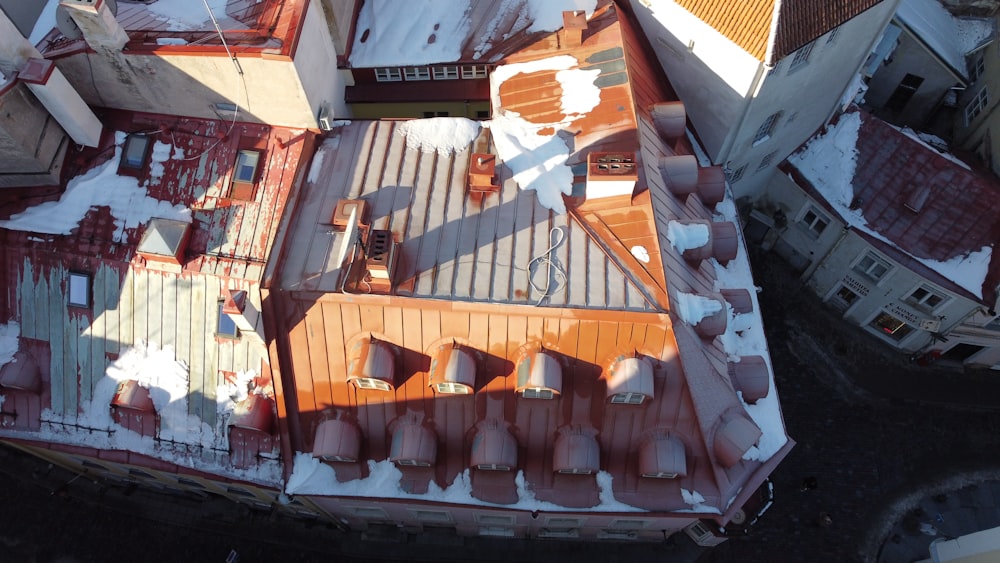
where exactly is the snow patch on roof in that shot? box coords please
[148,140,173,184]
[0,322,19,370]
[787,112,992,298]
[897,0,995,78]
[526,0,597,33]
[348,0,471,66]
[0,132,191,239]
[286,453,645,511]
[666,221,709,253]
[675,292,723,325]
[147,0,228,32]
[486,55,601,214]
[397,118,482,155]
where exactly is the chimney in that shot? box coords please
[467,153,499,193]
[366,229,397,283]
[59,0,129,52]
[562,11,587,48]
[18,58,102,147]
[585,151,638,200]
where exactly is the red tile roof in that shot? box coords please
[674,0,886,63]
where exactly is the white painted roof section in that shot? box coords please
[896,0,995,79]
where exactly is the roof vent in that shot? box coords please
[553,426,600,474]
[428,344,476,394]
[365,230,397,289]
[605,356,654,405]
[313,417,361,463]
[110,379,157,438]
[729,356,770,404]
[229,393,274,433]
[904,184,931,213]
[586,152,638,200]
[389,419,437,467]
[659,155,699,196]
[332,199,369,230]
[713,413,762,468]
[515,350,562,399]
[562,10,588,47]
[696,166,726,207]
[347,337,396,392]
[651,102,686,141]
[468,153,499,193]
[136,217,192,271]
[639,431,687,478]
[471,420,518,471]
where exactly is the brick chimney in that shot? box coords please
[59,0,129,52]
[562,11,587,48]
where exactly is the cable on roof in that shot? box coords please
[528,227,567,307]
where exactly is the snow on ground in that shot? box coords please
[787,112,992,298]
[0,132,191,240]
[397,118,482,155]
[286,453,645,511]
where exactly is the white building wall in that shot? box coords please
[292,0,350,123]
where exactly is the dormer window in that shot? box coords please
[516,350,562,400]
[471,420,517,472]
[231,150,261,200]
[605,356,654,405]
[312,418,361,463]
[389,420,437,467]
[428,344,476,395]
[347,338,395,392]
[136,218,192,268]
[553,426,600,475]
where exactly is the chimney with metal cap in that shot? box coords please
[562,11,587,48]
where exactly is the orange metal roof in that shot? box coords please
[674,0,775,61]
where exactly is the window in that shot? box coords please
[546,517,585,527]
[476,110,490,119]
[610,392,645,405]
[217,300,239,339]
[227,486,256,497]
[826,26,841,44]
[885,74,924,113]
[905,285,946,310]
[375,68,402,82]
[121,134,152,170]
[403,67,430,81]
[422,111,449,118]
[176,477,205,489]
[128,468,156,480]
[832,285,860,309]
[432,66,459,80]
[234,150,260,184]
[753,112,781,145]
[68,272,91,308]
[727,163,747,184]
[462,65,488,79]
[411,510,453,524]
[788,41,814,71]
[966,88,989,124]
[476,514,515,526]
[477,463,511,471]
[610,519,648,530]
[854,252,892,281]
[434,382,471,394]
[354,378,392,391]
[351,507,389,519]
[799,206,829,237]
[756,150,778,171]
[557,466,594,475]
[870,311,914,341]
[522,388,554,399]
[970,52,986,82]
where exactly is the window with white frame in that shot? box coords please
[753,112,781,145]
[68,272,91,308]
[966,88,989,124]
[853,252,892,281]
[788,41,814,71]
[462,65,488,79]
[476,514,515,526]
[121,134,152,170]
[756,150,778,171]
[727,163,748,184]
[522,388,554,399]
[375,68,402,82]
[403,67,431,81]
[233,150,260,184]
[432,66,459,80]
[410,509,453,524]
[969,52,986,82]
[610,391,646,405]
[434,382,471,394]
[798,206,829,237]
[905,285,946,310]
